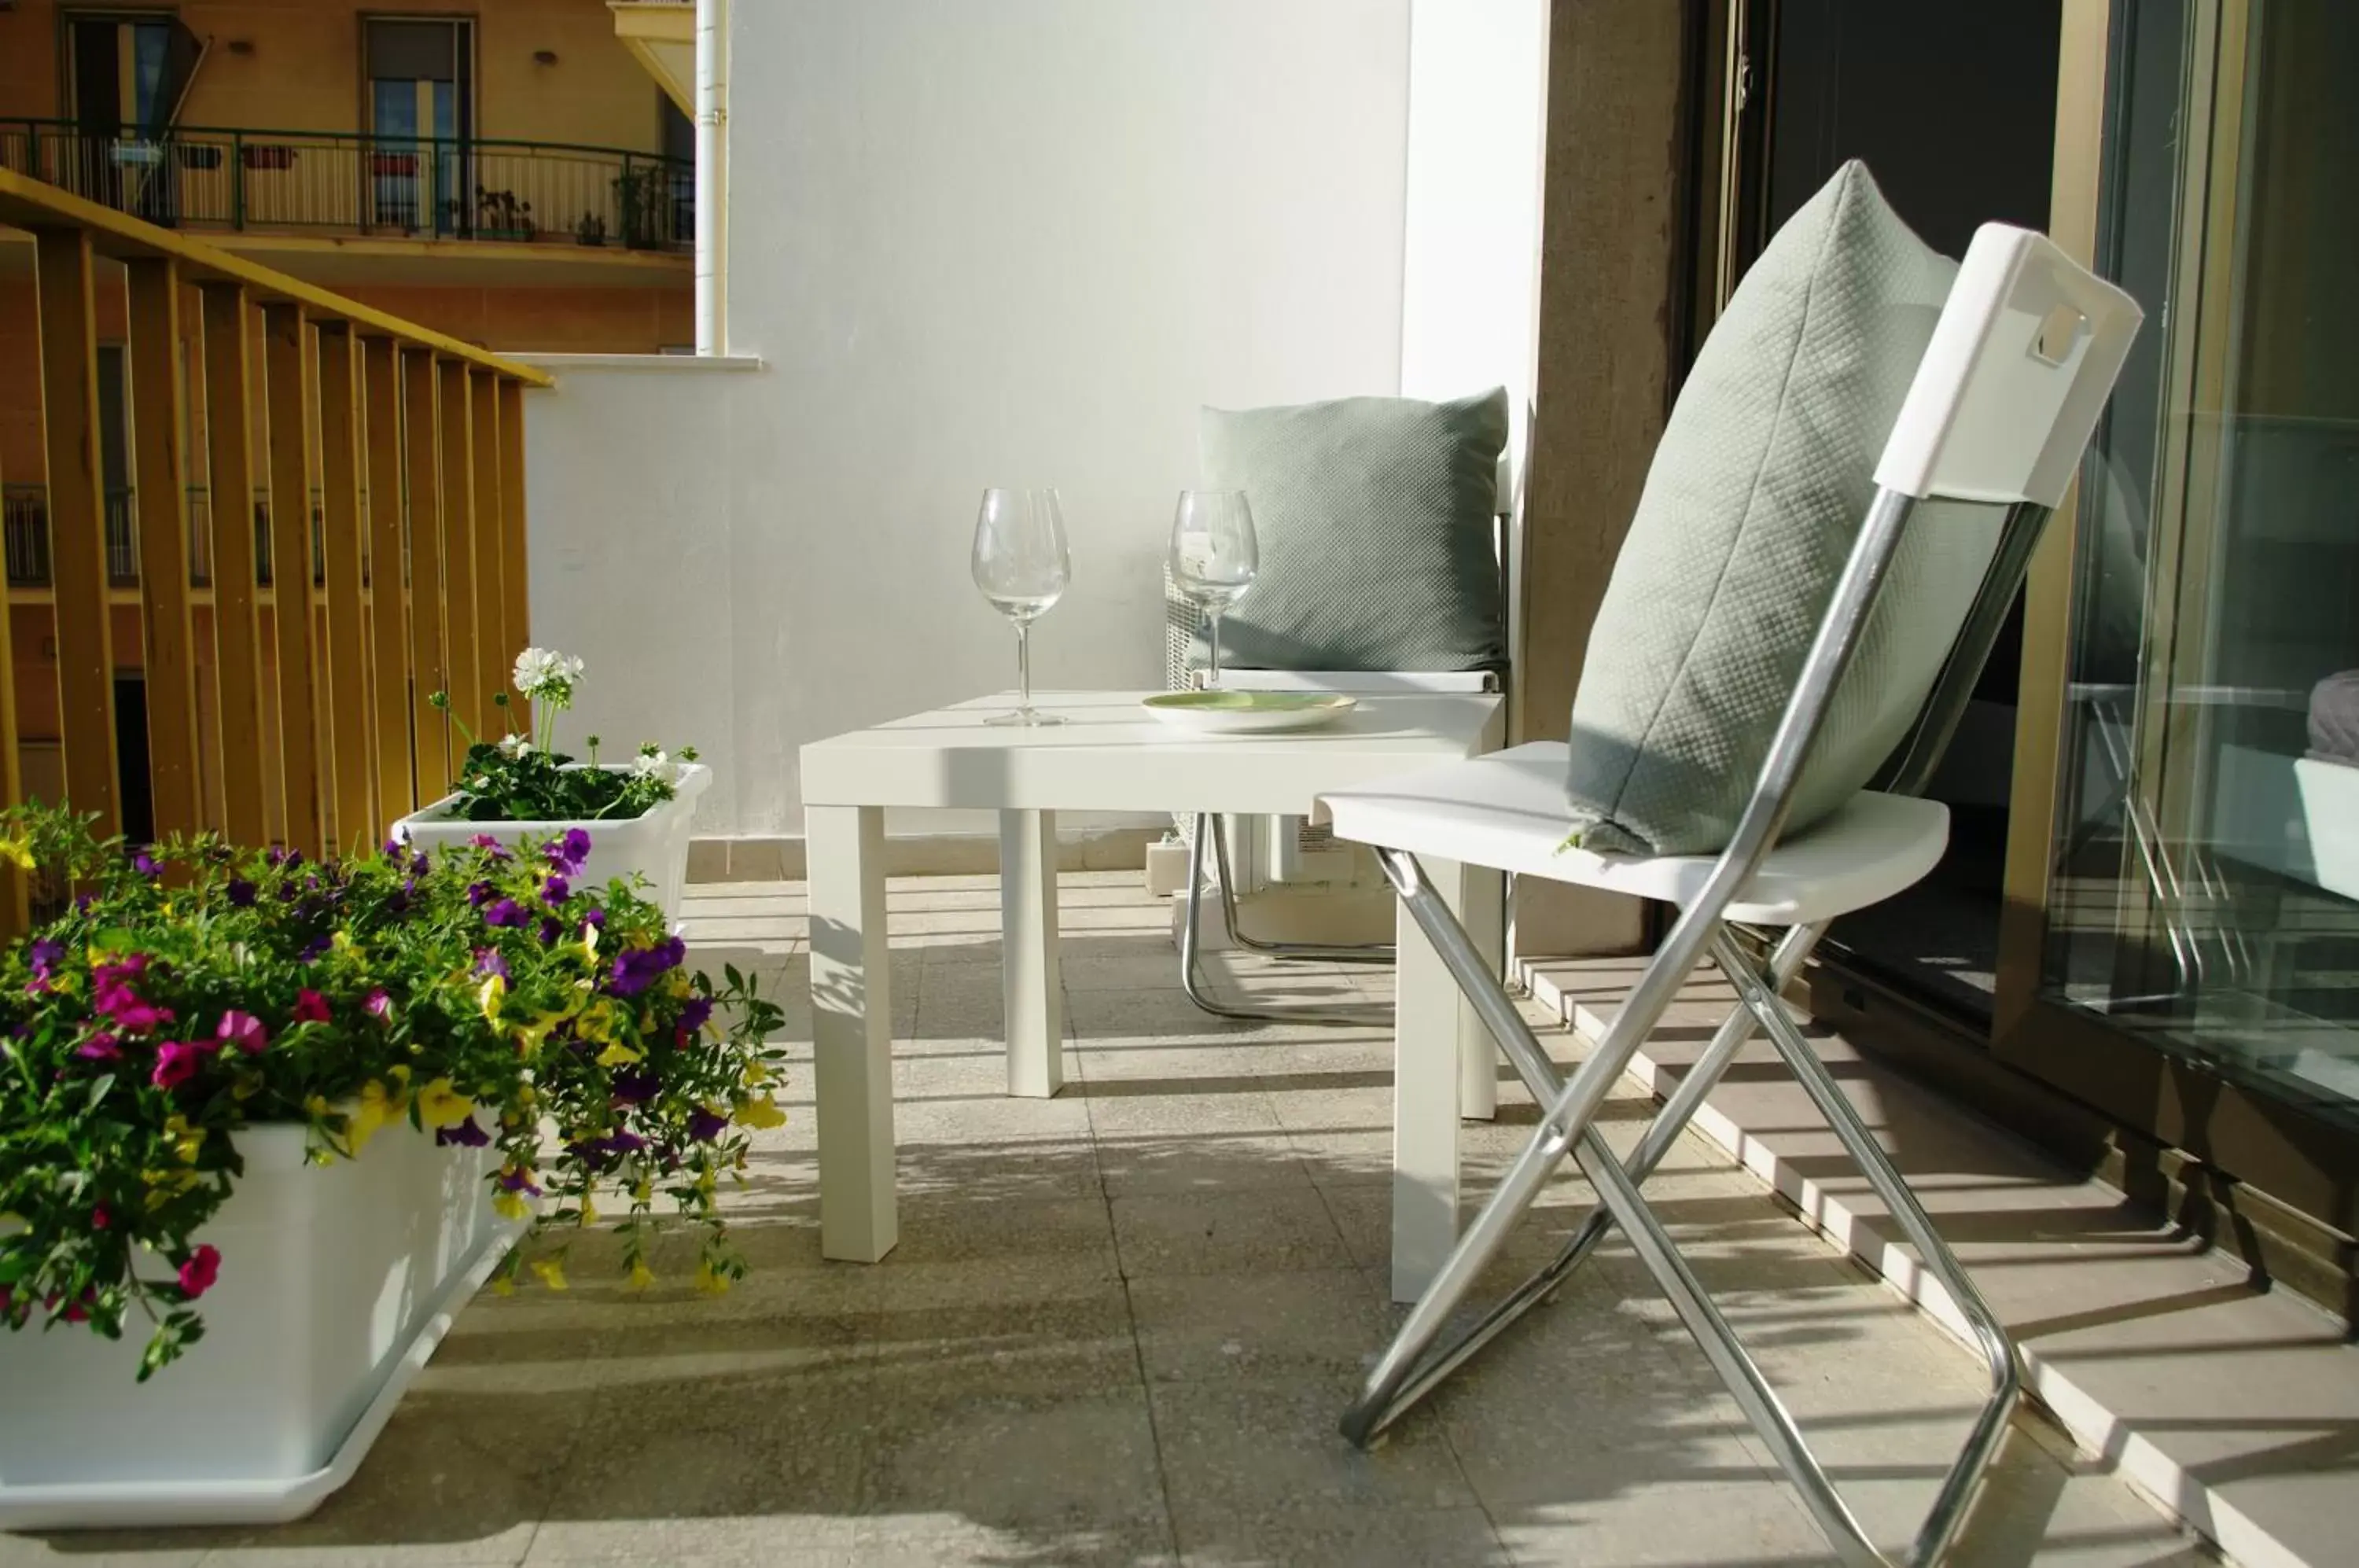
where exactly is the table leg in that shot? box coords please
[1000,808,1065,1098]
[808,804,896,1262]
[1391,853,1467,1302]
[1458,863,1503,1124]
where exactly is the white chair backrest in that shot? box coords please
[1874,225,2144,508]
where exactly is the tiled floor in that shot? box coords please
[2,874,2217,1568]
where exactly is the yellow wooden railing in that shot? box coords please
[0,168,553,929]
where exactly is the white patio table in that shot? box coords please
[800,688,1507,1300]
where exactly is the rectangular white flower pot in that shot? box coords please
[393,762,711,927]
[0,1124,521,1530]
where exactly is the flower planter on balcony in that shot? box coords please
[0,1124,521,1531]
[393,762,711,927]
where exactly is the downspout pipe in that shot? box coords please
[695,0,728,355]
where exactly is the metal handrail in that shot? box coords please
[0,118,693,251]
[4,482,347,593]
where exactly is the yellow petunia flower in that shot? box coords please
[576,999,618,1044]
[492,1189,531,1224]
[693,1260,731,1297]
[627,1258,655,1291]
[489,1274,515,1297]
[529,1257,569,1292]
[348,1078,407,1155]
[578,1194,600,1227]
[477,974,507,1026]
[631,1175,653,1206]
[511,1009,570,1054]
[332,929,359,956]
[162,1114,205,1164]
[0,835,33,870]
[414,1077,473,1129]
[731,1095,787,1131]
[594,1041,642,1069]
[742,1061,772,1089]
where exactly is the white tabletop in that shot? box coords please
[801,689,1505,814]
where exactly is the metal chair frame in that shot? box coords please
[1330,223,2144,1567]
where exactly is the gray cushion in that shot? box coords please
[1566,162,2004,856]
[1194,389,1509,673]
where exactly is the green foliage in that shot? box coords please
[0,805,788,1380]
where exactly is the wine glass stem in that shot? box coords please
[1207,612,1223,685]
[1016,620,1033,714]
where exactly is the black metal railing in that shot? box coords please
[3,483,336,591]
[0,119,693,252]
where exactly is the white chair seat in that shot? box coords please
[1313,742,1949,926]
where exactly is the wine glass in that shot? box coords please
[971,487,1072,726]
[1168,490,1258,684]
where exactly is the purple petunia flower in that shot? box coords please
[466,834,513,863]
[543,827,592,878]
[483,898,528,929]
[381,838,403,859]
[686,1106,729,1143]
[607,936,687,998]
[581,907,606,931]
[473,948,510,981]
[131,849,162,878]
[224,878,258,908]
[267,847,304,870]
[541,874,569,904]
[677,996,714,1036]
[466,880,495,908]
[409,852,432,878]
[73,893,94,915]
[435,1117,491,1148]
[537,915,564,948]
[610,1068,658,1106]
[28,937,64,980]
[495,1168,543,1197]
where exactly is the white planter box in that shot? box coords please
[0,1124,522,1530]
[393,762,711,926]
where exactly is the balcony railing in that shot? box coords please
[0,119,693,252]
[0,167,551,930]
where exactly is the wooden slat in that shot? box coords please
[200,282,268,847]
[34,227,120,836]
[436,359,479,745]
[261,302,322,859]
[0,392,24,933]
[0,170,554,388]
[125,258,204,845]
[469,370,506,727]
[402,352,448,798]
[362,338,414,828]
[497,377,529,698]
[316,325,374,856]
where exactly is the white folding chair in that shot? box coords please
[1317,226,2141,1567]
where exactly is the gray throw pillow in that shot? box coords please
[1566,161,2004,856]
[1194,389,1509,673]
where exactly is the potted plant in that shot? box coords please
[613,164,668,249]
[0,808,786,1528]
[394,648,708,926]
[575,209,607,246]
[473,185,536,241]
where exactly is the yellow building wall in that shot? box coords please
[0,0,668,154]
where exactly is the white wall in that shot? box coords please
[527,0,1548,841]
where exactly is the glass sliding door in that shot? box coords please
[364,18,470,234]
[2000,0,2359,1221]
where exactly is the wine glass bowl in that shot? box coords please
[972,488,1072,726]
[1168,490,1258,684]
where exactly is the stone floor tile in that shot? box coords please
[881,1192,1118,1269]
[1490,1482,1831,1566]
[0,1537,216,1567]
[857,1388,1166,1533]
[1171,1504,1510,1567]
[848,1514,1177,1567]
[1148,1377,1477,1531]
[1081,1085,1287,1140]
[1127,1268,1390,1386]
[1110,1187,1352,1277]
[1092,1128,1313,1198]
[869,1255,1140,1399]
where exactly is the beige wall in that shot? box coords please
[0,0,668,154]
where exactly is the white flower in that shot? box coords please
[513,647,585,702]
[627,746,672,782]
[497,733,534,758]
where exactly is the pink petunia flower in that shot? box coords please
[364,988,393,1022]
[293,989,332,1025]
[178,1244,220,1300]
[75,1032,122,1062]
[151,1040,210,1089]
[216,1010,270,1055]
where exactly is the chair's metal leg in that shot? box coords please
[1212,815,1395,964]
[1178,814,1385,1026]
[1340,895,1827,1442]
[1709,928,2019,1567]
